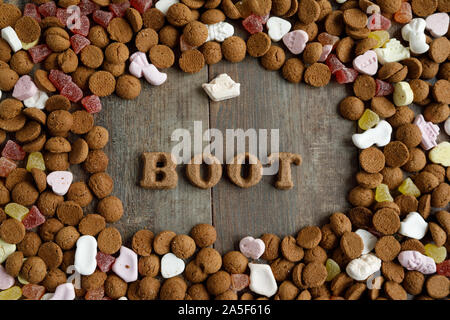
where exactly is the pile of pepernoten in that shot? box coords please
[0,0,449,300]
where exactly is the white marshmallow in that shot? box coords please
[24,90,48,110]
[402,18,429,54]
[352,120,392,149]
[346,253,381,281]
[248,263,278,298]
[74,235,97,276]
[374,39,410,64]
[161,253,185,279]
[155,0,179,15]
[266,17,291,42]
[207,22,234,42]
[399,212,428,240]
[1,27,22,52]
[202,74,240,102]
[355,229,377,254]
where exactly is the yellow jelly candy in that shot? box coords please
[326,258,341,281]
[358,109,380,131]
[424,244,447,264]
[0,286,22,300]
[398,178,421,197]
[0,238,16,263]
[429,142,450,167]
[375,183,393,202]
[368,30,390,48]
[5,203,29,221]
[26,152,45,172]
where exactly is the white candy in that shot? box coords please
[394,81,414,106]
[402,18,429,54]
[336,0,347,3]
[355,229,377,255]
[206,22,234,42]
[445,118,450,136]
[248,263,277,298]
[40,293,55,300]
[374,39,410,64]
[66,265,81,289]
[161,253,185,278]
[118,297,128,300]
[1,27,22,52]
[399,212,428,240]
[0,238,16,264]
[266,17,291,42]
[0,89,2,100]
[202,73,240,102]
[24,90,48,110]
[346,253,381,281]
[74,235,97,276]
[352,120,392,149]
[155,0,179,15]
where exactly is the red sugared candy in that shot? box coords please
[38,1,56,17]
[22,206,46,230]
[79,0,99,16]
[85,287,105,300]
[230,274,250,291]
[110,1,130,17]
[375,79,394,96]
[436,260,450,277]
[0,157,17,178]
[130,0,152,14]
[56,8,72,26]
[326,54,345,74]
[81,95,102,114]
[93,10,114,28]
[242,14,263,34]
[28,44,52,64]
[49,69,72,91]
[22,284,46,300]
[335,67,359,84]
[367,13,391,31]
[24,3,41,22]
[2,140,26,161]
[60,81,83,102]
[96,252,115,272]
[69,15,90,37]
[71,34,91,54]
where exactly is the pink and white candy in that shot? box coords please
[282,30,309,55]
[239,236,265,260]
[398,250,436,274]
[0,265,15,290]
[47,171,73,196]
[425,13,449,38]
[353,50,378,76]
[12,75,38,101]
[414,114,440,150]
[112,246,138,283]
[129,52,167,86]
[50,283,75,300]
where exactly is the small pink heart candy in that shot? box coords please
[282,30,309,55]
[0,265,15,290]
[46,171,73,196]
[50,283,75,300]
[12,75,38,101]
[426,13,449,38]
[143,64,167,86]
[239,236,265,260]
[353,50,378,76]
[112,246,138,283]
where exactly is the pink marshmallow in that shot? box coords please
[398,250,436,274]
[129,52,167,86]
[143,65,167,86]
[414,114,440,150]
[0,265,15,290]
[50,283,75,300]
[239,236,265,260]
[112,246,138,283]
[12,75,38,101]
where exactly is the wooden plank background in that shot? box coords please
[10,0,357,252]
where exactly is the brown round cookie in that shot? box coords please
[184,260,208,283]
[403,271,425,295]
[142,8,165,31]
[115,74,141,100]
[304,63,331,87]
[89,71,116,97]
[420,57,440,79]
[10,51,34,75]
[281,58,304,83]
[132,229,154,257]
[37,191,64,217]
[359,147,385,173]
[83,149,109,173]
[167,3,192,26]
[281,235,304,262]
[39,218,63,242]
[383,141,410,168]
[424,103,449,124]
[271,258,295,282]
[297,0,320,24]
[396,124,422,148]
[340,232,363,259]
[356,171,383,189]
[0,68,19,92]
[432,79,450,104]
[56,201,83,226]
[303,246,327,264]
[153,230,177,255]
[261,45,285,71]
[85,126,109,150]
[247,32,271,58]
[42,268,66,291]
[105,42,129,65]
[149,45,175,69]
[302,262,327,288]
[320,224,339,250]
[296,226,322,249]
[336,37,355,63]
[97,196,123,223]
[159,25,179,49]
[17,231,41,257]
[45,137,71,153]
[0,218,25,244]
[409,79,429,103]
[402,58,423,80]
[81,269,107,291]
[78,214,106,236]
[354,37,377,56]
[223,251,248,274]
[15,121,41,143]
[375,236,401,261]
[20,256,47,284]
[105,274,128,299]
[353,74,376,101]
[222,36,247,63]
[411,0,438,16]
[190,223,216,248]
[160,277,187,300]
[45,95,70,112]
[88,172,113,199]
[348,186,374,207]
[0,98,22,120]
[206,270,231,296]
[137,276,160,300]
[179,49,205,73]
[88,25,109,49]
[260,233,281,260]
[343,8,368,29]
[372,208,400,235]
[183,21,208,47]
[138,254,160,277]
[126,7,143,32]
[303,42,323,65]
[347,207,373,229]
[67,181,93,208]
[107,17,133,43]
[329,212,352,236]
[381,261,404,283]
[135,28,159,52]
[11,181,38,206]
[97,227,122,255]
[71,110,94,135]
[402,147,426,173]
[171,234,196,259]
[38,241,63,269]
[371,97,396,118]
[384,281,407,300]
[196,248,222,274]
[381,167,404,190]
[69,138,89,165]
[5,168,32,191]
[200,41,222,65]
[426,275,449,299]
[5,251,23,277]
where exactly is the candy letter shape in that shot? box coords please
[161,253,185,278]
[355,229,377,255]
[202,74,240,102]
[266,17,291,42]
[12,76,38,101]
[398,251,436,274]
[393,81,413,106]
[66,265,81,289]
[346,253,381,281]
[353,50,378,75]
[425,13,449,38]
[207,22,234,42]
[352,120,392,149]
[74,235,97,276]
[50,283,75,300]
[1,27,22,52]
[401,18,429,54]
[374,39,410,64]
[0,239,16,263]
[155,0,178,14]
[414,115,439,150]
[399,212,428,240]
[0,265,15,290]
[282,30,308,55]
[248,263,277,297]
[429,142,450,167]
[112,246,138,283]
[47,171,73,196]
[239,236,265,260]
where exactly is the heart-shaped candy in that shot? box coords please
[267,17,291,42]
[282,30,309,55]
[426,13,449,38]
[353,50,378,75]
[399,212,428,240]
[239,236,265,260]
[161,252,185,278]
[46,171,73,196]
[50,283,75,300]
[112,246,138,283]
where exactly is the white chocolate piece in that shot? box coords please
[393,81,414,106]
[355,229,377,255]
[202,73,240,102]
[206,22,234,42]
[248,263,278,297]
[399,212,428,240]
[429,141,450,167]
[352,120,392,149]
[1,27,22,52]
[346,253,381,281]
[266,17,291,42]
[401,18,429,54]
[74,235,97,276]
[374,39,410,64]
[155,0,179,15]
[161,253,185,279]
